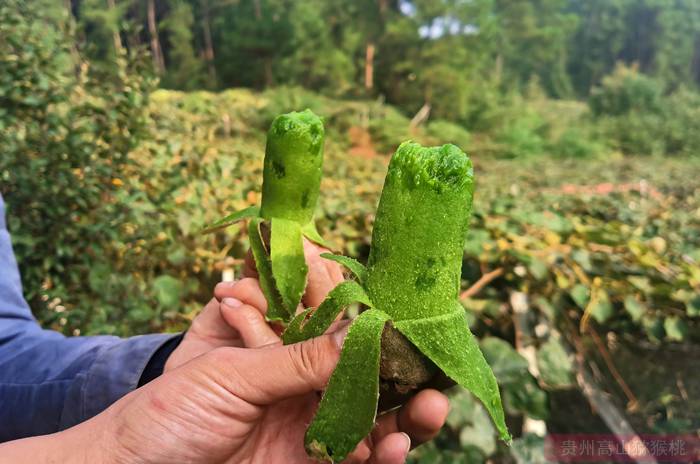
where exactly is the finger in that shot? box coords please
[373,389,449,446]
[242,250,258,278]
[321,247,345,285]
[369,433,410,464]
[343,440,372,464]
[216,279,287,334]
[165,298,244,371]
[189,298,241,341]
[214,278,268,314]
[221,298,280,348]
[302,239,343,308]
[210,325,349,405]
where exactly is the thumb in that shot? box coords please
[212,325,349,405]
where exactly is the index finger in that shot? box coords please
[241,238,344,308]
[302,239,344,308]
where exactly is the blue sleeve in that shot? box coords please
[0,194,181,442]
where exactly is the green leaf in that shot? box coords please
[457,397,497,456]
[282,281,372,345]
[511,434,547,464]
[445,388,479,427]
[479,337,551,419]
[271,217,308,315]
[664,316,688,342]
[503,374,549,420]
[128,306,156,323]
[570,284,589,309]
[320,252,368,284]
[480,337,529,385]
[536,338,574,388]
[461,298,502,319]
[534,296,558,320]
[520,211,572,234]
[201,206,260,234]
[248,218,288,321]
[88,263,111,293]
[589,288,613,324]
[623,296,647,321]
[301,221,335,250]
[394,305,511,443]
[166,245,187,266]
[152,275,183,308]
[463,229,491,257]
[572,249,592,272]
[305,309,390,462]
[628,276,653,294]
[688,249,700,262]
[642,315,665,342]
[528,258,548,280]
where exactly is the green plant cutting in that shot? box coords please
[204,109,330,321]
[282,141,510,462]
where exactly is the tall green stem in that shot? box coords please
[366,142,474,321]
[259,109,324,224]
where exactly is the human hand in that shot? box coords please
[104,329,354,463]
[211,278,451,462]
[163,238,446,462]
[74,326,426,464]
[0,329,348,464]
[0,277,448,464]
[166,238,344,372]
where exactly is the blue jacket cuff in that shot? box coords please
[59,333,181,429]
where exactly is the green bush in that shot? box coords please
[461,78,509,132]
[493,109,547,158]
[589,64,663,117]
[598,112,666,155]
[259,86,329,129]
[549,127,606,158]
[588,66,665,155]
[0,0,157,334]
[662,87,700,156]
[367,104,413,153]
[426,120,471,149]
[589,64,700,156]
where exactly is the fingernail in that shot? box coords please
[331,324,350,349]
[218,280,237,287]
[400,433,411,455]
[222,297,242,308]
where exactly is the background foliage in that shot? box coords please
[1,0,699,462]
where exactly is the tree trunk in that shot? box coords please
[252,0,271,87]
[495,53,503,83]
[364,42,375,91]
[147,0,165,74]
[107,0,124,54]
[264,57,273,87]
[200,0,217,86]
[693,36,700,83]
[253,0,262,20]
[63,0,82,75]
[409,102,431,132]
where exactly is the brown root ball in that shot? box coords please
[378,322,455,413]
